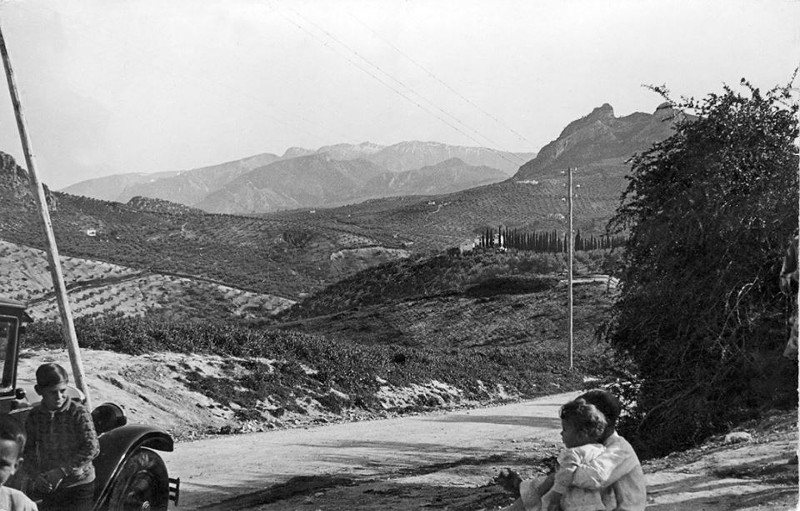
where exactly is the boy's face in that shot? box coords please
[0,439,20,486]
[37,382,68,411]
[560,419,589,448]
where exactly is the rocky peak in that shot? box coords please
[0,151,57,210]
[559,103,616,139]
[513,102,678,182]
[654,101,679,121]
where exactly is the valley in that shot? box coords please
[1,92,795,511]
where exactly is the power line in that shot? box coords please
[0,1,359,154]
[270,0,528,168]
[349,11,536,150]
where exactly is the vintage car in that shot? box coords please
[0,297,179,510]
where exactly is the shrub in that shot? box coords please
[607,80,799,457]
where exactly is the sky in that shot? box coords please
[0,0,797,189]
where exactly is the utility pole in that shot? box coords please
[567,167,574,370]
[0,23,91,407]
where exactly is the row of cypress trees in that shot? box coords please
[477,226,626,253]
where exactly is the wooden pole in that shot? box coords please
[567,167,574,370]
[0,23,91,408]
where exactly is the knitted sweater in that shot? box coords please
[23,400,100,488]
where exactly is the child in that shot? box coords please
[500,398,613,511]
[498,390,646,511]
[23,363,99,511]
[557,390,646,511]
[0,416,38,510]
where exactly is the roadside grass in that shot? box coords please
[23,285,622,425]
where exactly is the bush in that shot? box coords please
[607,80,799,457]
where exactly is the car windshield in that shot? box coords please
[0,317,14,390]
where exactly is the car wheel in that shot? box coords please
[107,448,169,511]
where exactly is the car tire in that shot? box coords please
[107,447,169,511]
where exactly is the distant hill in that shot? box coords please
[366,141,533,175]
[199,155,511,214]
[2,102,678,300]
[267,103,681,244]
[358,158,508,197]
[0,152,407,299]
[196,154,389,214]
[65,152,281,205]
[284,141,533,175]
[115,152,281,205]
[61,170,180,202]
[61,141,534,212]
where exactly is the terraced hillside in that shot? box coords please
[1,155,408,299]
[269,174,620,252]
[0,240,293,321]
[2,102,674,301]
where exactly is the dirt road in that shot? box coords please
[161,390,798,511]
[162,391,577,510]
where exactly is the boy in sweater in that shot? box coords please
[23,364,99,511]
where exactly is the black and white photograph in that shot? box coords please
[0,0,797,509]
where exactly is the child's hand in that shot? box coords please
[34,468,65,493]
[494,468,523,497]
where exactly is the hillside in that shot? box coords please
[60,170,181,202]
[2,102,677,300]
[116,152,282,205]
[513,102,679,181]
[266,102,680,242]
[61,141,533,214]
[196,154,388,214]
[0,240,293,321]
[18,246,619,438]
[358,158,508,197]
[284,140,533,175]
[366,140,533,174]
[272,249,613,350]
[0,154,409,299]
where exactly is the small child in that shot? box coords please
[0,416,38,510]
[23,363,99,511]
[500,398,613,511]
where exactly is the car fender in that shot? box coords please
[93,424,174,507]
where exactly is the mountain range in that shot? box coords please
[63,141,534,214]
[3,101,680,301]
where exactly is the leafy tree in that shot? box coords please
[607,80,799,456]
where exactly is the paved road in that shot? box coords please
[161,391,580,509]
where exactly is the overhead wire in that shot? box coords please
[2,1,533,173]
[0,1,359,157]
[269,0,528,168]
[348,11,535,151]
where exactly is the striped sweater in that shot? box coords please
[23,400,100,488]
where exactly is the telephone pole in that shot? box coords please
[567,167,574,370]
[0,22,91,407]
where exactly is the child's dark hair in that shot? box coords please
[0,415,26,454]
[579,389,621,430]
[560,398,607,442]
[36,363,69,389]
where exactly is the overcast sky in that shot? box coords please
[0,0,797,189]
